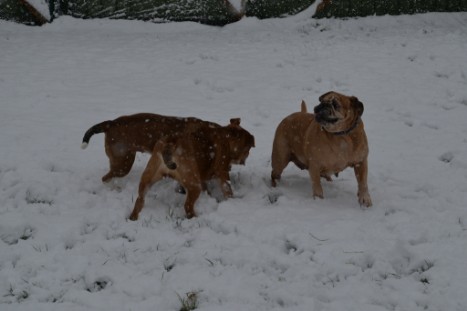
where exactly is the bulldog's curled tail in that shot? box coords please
[162,143,177,170]
[81,120,113,149]
[301,100,307,113]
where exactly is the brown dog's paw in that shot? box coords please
[358,192,372,207]
[185,212,196,219]
[128,213,138,221]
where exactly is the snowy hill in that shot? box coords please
[1,10,467,311]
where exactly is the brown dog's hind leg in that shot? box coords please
[102,152,136,183]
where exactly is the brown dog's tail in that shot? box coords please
[81,121,113,149]
[301,100,307,113]
[162,142,177,170]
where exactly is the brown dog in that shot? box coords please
[129,119,255,220]
[271,91,372,207]
[81,113,220,182]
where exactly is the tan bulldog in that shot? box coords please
[271,91,372,207]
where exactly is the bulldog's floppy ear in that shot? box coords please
[351,96,364,117]
[230,118,241,126]
[319,92,332,102]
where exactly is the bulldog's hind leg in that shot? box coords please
[102,151,136,183]
[271,138,290,187]
[308,163,324,199]
[354,159,372,207]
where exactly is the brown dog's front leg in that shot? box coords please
[129,176,152,221]
[129,197,145,221]
[221,181,233,199]
[184,186,201,219]
[218,171,233,199]
[129,156,162,221]
[308,163,324,199]
[354,160,372,207]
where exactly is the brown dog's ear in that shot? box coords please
[230,118,241,126]
[351,97,364,117]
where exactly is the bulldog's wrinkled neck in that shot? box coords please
[327,117,361,136]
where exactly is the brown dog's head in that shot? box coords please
[314,91,364,133]
[225,118,255,165]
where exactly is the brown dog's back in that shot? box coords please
[81,113,220,182]
[81,113,216,152]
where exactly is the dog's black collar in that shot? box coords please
[322,118,361,136]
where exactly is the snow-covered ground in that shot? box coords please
[1,9,467,311]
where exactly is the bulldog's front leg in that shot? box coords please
[354,159,372,207]
[308,163,324,199]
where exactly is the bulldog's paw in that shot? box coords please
[358,192,372,207]
[312,187,324,200]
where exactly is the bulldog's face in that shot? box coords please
[314,91,364,133]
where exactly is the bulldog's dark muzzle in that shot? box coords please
[314,103,338,124]
[313,103,329,115]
